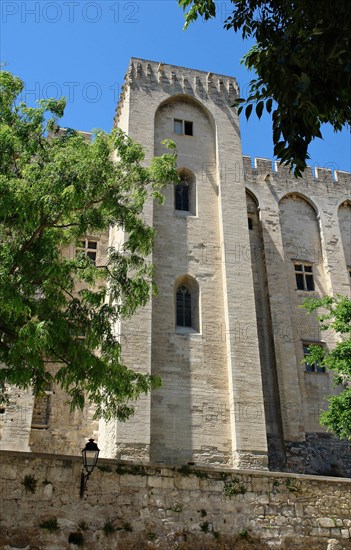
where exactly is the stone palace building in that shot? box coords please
[1,58,350,477]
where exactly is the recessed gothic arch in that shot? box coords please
[279,192,319,216]
[174,274,200,332]
[338,200,351,269]
[246,189,260,229]
[154,93,216,134]
[279,192,326,294]
[246,188,260,207]
[336,197,351,210]
[154,92,218,213]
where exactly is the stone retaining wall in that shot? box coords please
[0,451,350,549]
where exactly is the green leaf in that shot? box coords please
[245,103,253,120]
[256,101,264,119]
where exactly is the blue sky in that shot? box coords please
[1,0,350,173]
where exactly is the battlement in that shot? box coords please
[115,58,239,125]
[243,155,351,186]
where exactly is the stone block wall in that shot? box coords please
[244,156,351,475]
[1,451,350,550]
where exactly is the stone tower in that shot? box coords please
[99,58,269,470]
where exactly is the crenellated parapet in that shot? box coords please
[114,58,239,126]
[243,155,351,191]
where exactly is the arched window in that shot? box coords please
[175,176,189,211]
[176,285,192,327]
[174,169,196,215]
[174,275,200,332]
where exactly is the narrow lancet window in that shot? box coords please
[175,177,189,211]
[176,285,192,327]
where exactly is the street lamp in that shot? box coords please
[80,438,100,498]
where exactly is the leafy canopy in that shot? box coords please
[0,71,178,420]
[303,296,351,441]
[179,0,351,176]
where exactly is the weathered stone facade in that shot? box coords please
[0,59,350,477]
[1,451,351,550]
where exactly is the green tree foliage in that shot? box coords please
[179,0,351,176]
[0,71,178,420]
[303,296,351,440]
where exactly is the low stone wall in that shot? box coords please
[0,451,350,550]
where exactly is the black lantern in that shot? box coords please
[80,438,100,498]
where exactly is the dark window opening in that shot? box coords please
[184,121,193,136]
[76,239,98,264]
[176,285,192,327]
[306,275,314,291]
[296,273,304,290]
[175,179,189,211]
[174,119,193,136]
[248,217,253,230]
[303,344,325,373]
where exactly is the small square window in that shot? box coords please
[174,119,193,136]
[76,239,98,264]
[294,263,315,291]
[303,343,326,373]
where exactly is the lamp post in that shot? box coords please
[80,438,100,498]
